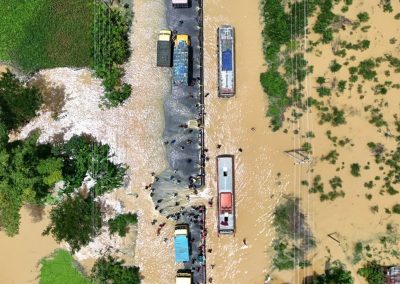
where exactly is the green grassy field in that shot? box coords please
[0,0,92,73]
[39,249,90,284]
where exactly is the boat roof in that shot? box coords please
[174,235,189,262]
[217,156,233,192]
[220,192,232,210]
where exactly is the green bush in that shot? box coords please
[313,0,335,43]
[260,71,289,131]
[352,242,363,264]
[91,256,140,284]
[0,70,42,130]
[357,261,385,284]
[108,213,138,237]
[43,195,102,252]
[357,12,369,22]
[350,163,361,177]
[312,261,354,283]
[392,204,400,214]
[93,1,132,107]
[358,59,377,80]
[330,60,342,72]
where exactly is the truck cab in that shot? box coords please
[157,30,172,67]
[174,224,190,262]
[172,0,190,8]
[176,269,192,284]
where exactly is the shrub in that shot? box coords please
[108,213,138,237]
[329,176,343,190]
[358,59,377,80]
[352,242,363,264]
[43,195,102,252]
[350,163,361,177]
[357,12,369,22]
[317,86,332,97]
[330,60,342,72]
[321,150,339,164]
[0,70,42,130]
[91,256,140,284]
[338,80,347,92]
[358,261,385,284]
[260,70,289,131]
[392,204,400,214]
[312,260,354,283]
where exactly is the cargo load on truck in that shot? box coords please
[173,35,190,86]
[217,155,235,234]
[157,30,172,67]
[218,25,235,97]
[174,224,190,262]
[176,269,192,284]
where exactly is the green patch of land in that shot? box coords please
[39,249,90,284]
[0,0,92,72]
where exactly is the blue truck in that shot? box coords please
[174,224,190,262]
[173,35,190,86]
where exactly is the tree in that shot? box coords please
[357,261,385,284]
[350,163,361,177]
[312,261,354,283]
[0,70,42,130]
[91,256,140,284]
[108,213,138,237]
[357,12,369,22]
[43,195,102,252]
[0,132,62,236]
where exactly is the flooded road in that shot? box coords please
[203,0,292,282]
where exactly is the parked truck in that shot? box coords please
[173,34,190,86]
[174,223,190,262]
[172,0,190,8]
[176,269,192,284]
[157,30,172,67]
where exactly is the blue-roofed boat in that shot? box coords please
[218,25,235,97]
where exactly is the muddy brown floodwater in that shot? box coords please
[203,0,293,283]
[0,206,58,284]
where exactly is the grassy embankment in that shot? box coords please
[39,249,90,284]
[0,0,92,72]
[0,0,133,107]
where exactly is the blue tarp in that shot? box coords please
[174,235,190,262]
[222,49,232,71]
[173,41,189,85]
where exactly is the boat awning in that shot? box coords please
[222,50,232,71]
[220,192,232,211]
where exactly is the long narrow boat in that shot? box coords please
[217,155,235,234]
[218,25,235,97]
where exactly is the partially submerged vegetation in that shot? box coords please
[0,70,127,242]
[271,197,315,270]
[108,212,138,237]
